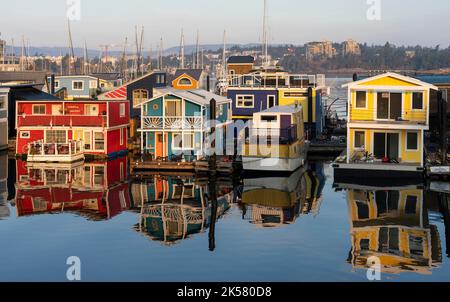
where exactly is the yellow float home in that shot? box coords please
[345,186,442,275]
[334,72,438,181]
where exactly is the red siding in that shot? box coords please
[108,101,129,127]
[17,130,44,154]
[107,128,127,155]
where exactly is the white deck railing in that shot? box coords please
[142,116,203,130]
[27,140,84,162]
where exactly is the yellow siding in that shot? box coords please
[348,128,422,164]
[243,140,304,158]
[357,76,420,87]
[350,89,427,123]
[278,88,315,123]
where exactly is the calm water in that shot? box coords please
[1,153,450,282]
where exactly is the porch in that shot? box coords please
[27,140,85,163]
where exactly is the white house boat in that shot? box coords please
[242,105,308,173]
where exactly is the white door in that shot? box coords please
[85,104,99,116]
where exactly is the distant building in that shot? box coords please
[227,56,255,76]
[0,39,5,63]
[405,50,416,58]
[342,39,361,56]
[306,41,337,60]
[49,75,116,100]
[0,87,8,150]
[0,71,47,86]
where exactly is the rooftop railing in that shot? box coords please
[18,114,108,128]
[227,73,326,89]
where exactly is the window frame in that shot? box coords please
[20,131,31,139]
[354,130,366,149]
[94,131,105,151]
[72,81,84,91]
[236,95,255,108]
[32,104,46,115]
[120,103,126,117]
[406,131,419,151]
[172,132,195,151]
[267,95,276,109]
[132,89,149,107]
[412,92,424,110]
[355,91,368,109]
[178,77,193,86]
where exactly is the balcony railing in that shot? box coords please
[349,108,427,124]
[27,140,84,162]
[227,74,325,89]
[142,116,203,130]
[18,114,108,128]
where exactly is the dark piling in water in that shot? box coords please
[208,98,218,251]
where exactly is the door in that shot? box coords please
[373,133,399,159]
[377,93,389,119]
[84,131,92,150]
[155,132,167,158]
[390,93,402,120]
[85,104,99,116]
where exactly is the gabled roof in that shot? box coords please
[173,69,203,81]
[98,72,158,100]
[227,56,255,64]
[144,87,230,107]
[343,72,439,90]
[90,73,122,81]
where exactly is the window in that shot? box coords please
[45,130,66,144]
[94,132,105,150]
[237,95,254,108]
[261,115,277,123]
[132,89,149,107]
[354,131,365,148]
[20,131,30,139]
[377,92,402,120]
[156,74,165,84]
[72,81,84,90]
[172,133,195,150]
[178,77,192,86]
[32,104,46,115]
[84,131,92,150]
[406,132,418,151]
[120,103,126,117]
[267,95,276,108]
[165,100,182,117]
[85,104,99,116]
[355,91,367,108]
[94,166,104,186]
[89,80,98,89]
[412,92,424,110]
[54,80,60,89]
[405,196,418,214]
[120,129,124,146]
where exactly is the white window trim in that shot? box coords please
[93,131,105,151]
[20,131,31,139]
[405,131,419,151]
[120,103,126,117]
[354,130,366,149]
[267,95,276,109]
[178,77,193,87]
[32,104,46,115]
[236,95,255,109]
[411,91,424,111]
[172,133,195,151]
[54,80,60,89]
[354,91,368,109]
[120,128,124,146]
[72,81,84,91]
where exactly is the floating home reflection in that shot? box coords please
[0,153,8,219]
[14,157,131,220]
[239,163,325,227]
[131,175,234,246]
[336,182,443,275]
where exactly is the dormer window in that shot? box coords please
[179,77,192,86]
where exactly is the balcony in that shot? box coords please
[18,114,108,128]
[142,116,203,130]
[227,74,325,89]
[349,107,427,127]
[27,140,85,163]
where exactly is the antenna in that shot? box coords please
[196,30,200,69]
[179,29,185,69]
[262,0,269,67]
[67,19,75,75]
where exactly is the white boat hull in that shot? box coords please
[243,156,305,172]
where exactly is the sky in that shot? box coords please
[1,0,449,50]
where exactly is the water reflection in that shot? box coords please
[131,175,234,246]
[240,163,325,228]
[337,183,443,275]
[0,153,8,219]
[14,157,131,220]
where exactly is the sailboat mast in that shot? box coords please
[262,0,269,67]
[222,30,227,79]
[180,29,185,69]
[196,30,200,69]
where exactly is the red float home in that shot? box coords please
[14,157,131,220]
[15,99,129,161]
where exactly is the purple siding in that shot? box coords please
[228,89,278,118]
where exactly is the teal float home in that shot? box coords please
[138,87,231,161]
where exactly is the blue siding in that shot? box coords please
[145,97,163,116]
[185,101,201,117]
[228,89,278,118]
